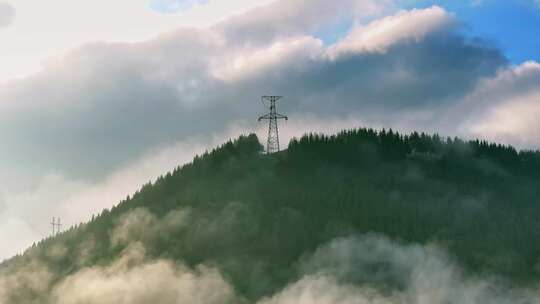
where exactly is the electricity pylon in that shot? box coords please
[258,96,288,154]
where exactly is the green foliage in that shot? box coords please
[3,129,540,301]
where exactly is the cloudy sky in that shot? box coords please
[0,0,539,260]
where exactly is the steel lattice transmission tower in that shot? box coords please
[258,96,288,154]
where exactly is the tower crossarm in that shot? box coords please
[258,113,271,121]
[258,113,288,121]
[274,113,288,120]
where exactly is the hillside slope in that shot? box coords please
[2,129,540,303]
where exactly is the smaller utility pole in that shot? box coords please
[51,217,56,236]
[51,217,62,236]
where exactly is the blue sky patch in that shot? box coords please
[149,0,209,14]
[403,0,540,64]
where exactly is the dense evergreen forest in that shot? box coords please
[2,128,540,303]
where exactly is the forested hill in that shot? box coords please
[3,128,540,303]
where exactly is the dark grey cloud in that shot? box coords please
[0,29,227,179]
[0,4,508,182]
[0,2,14,27]
[234,34,506,117]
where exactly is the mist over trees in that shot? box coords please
[2,129,540,303]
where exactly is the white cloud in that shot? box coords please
[52,246,238,304]
[328,6,454,58]
[0,0,275,83]
[110,208,190,248]
[0,258,55,303]
[0,218,39,259]
[451,61,540,148]
[0,234,239,304]
[260,235,538,304]
[468,92,540,148]
[212,36,325,81]
[0,175,87,260]
[258,276,379,304]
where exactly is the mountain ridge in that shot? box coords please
[2,128,540,303]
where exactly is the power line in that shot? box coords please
[258,96,288,154]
